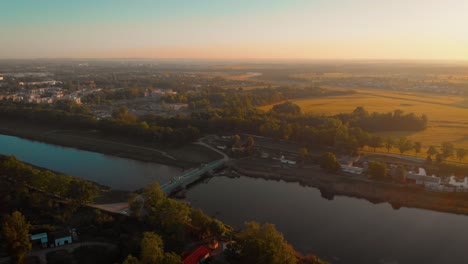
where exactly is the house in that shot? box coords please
[448,176,468,192]
[340,165,363,175]
[407,168,441,186]
[50,230,73,247]
[280,155,296,165]
[30,233,48,248]
[183,246,211,264]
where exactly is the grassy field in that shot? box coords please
[259,88,468,151]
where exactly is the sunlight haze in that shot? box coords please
[0,0,467,60]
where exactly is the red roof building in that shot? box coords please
[183,245,211,264]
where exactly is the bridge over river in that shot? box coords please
[89,158,226,215]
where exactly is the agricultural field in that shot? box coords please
[259,88,468,153]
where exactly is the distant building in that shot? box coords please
[183,245,211,264]
[30,233,48,248]
[448,176,468,192]
[340,165,363,175]
[50,230,73,247]
[407,168,441,185]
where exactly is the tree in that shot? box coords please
[384,136,394,153]
[320,152,340,173]
[236,222,297,264]
[210,219,229,237]
[441,142,454,159]
[456,148,467,163]
[368,161,387,179]
[393,165,407,182]
[2,211,31,264]
[140,232,164,264]
[271,101,301,115]
[128,193,143,218]
[161,253,183,264]
[368,135,383,152]
[398,138,413,155]
[123,255,140,264]
[245,136,255,154]
[427,145,438,157]
[413,142,422,157]
[231,134,241,148]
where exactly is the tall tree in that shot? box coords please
[368,161,387,179]
[456,148,467,163]
[245,136,255,154]
[320,152,340,173]
[398,138,413,155]
[2,211,31,264]
[368,135,383,152]
[427,145,438,158]
[441,142,455,159]
[413,142,422,157]
[140,232,164,264]
[384,136,394,153]
[236,222,297,264]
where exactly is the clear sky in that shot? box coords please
[1,0,467,60]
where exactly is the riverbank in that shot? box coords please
[231,158,468,216]
[0,120,221,169]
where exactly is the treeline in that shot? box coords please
[162,86,355,110]
[82,87,147,104]
[337,107,428,132]
[0,101,199,147]
[0,155,99,204]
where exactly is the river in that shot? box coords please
[0,134,182,190]
[1,134,468,264]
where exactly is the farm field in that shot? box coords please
[259,88,468,151]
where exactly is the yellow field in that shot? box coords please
[259,88,468,149]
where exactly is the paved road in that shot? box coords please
[195,139,229,162]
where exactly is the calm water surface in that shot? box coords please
[0,134,181,190]
[2,133,468,264]
[185,176,468,264]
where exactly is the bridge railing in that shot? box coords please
[161,159,224,194]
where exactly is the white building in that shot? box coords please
[407,168,441,186]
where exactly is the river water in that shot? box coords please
[0,134,182,190]
[1,134,468,264]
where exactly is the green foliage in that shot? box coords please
[441,142,455,159]
[2,211,31,264]
[368,161,387,179]
[143,183,190,246]
[122,255,140,264]
[393,166,407,182]
[161,253,183,264]
[397,138,413,154]
[320,152,340,173]
[0,155,99,205]
[272,101,301,115]
[384,136,394,152]
[368,135,383,151]
[413,142,422,156]
[427,145,438,157]
[341,107,428,132]
[140,232,165,264]
[236,222,297,264]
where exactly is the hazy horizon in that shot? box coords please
[1,0,467,60]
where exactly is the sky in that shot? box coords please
[1,0,467,60]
